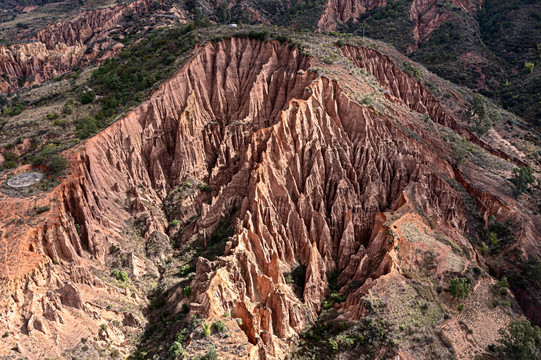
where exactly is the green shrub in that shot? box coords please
[468,93,492,135]
[183,286,191,297]
[112,269,129,282]
[202,323,211,337]
[236,318,242,326]
[457,304,464,311]
[76,116,99,139]
[496,321,541,360]
[361,94,373,105]
[4,160,17,169]
[35,205,51,214]
[511,167,535,196]
[214,320,227,333]
[47,155,67,175]
[335,39,346,47]
[2,103,24,116]
[170,219,179,227]
[3,152,17,162]
[449,277,470,299]
[202,346,217,360]
[524,62,534,74]
[403,61,421,79]
[80,90,95,104]
[46,112,60,120]
[178,264,193,276]
[480,242,489,255]
[495,277,509,296]
[327,338,339,353]
[62,100,74,115]
[170,341,184,358]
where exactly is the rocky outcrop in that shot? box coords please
[408,0,480,51]
[317,0,386,30]
[0,37,539,359]
[35,0,156,49]
[316,0,481,54]
[0,42,85,88]
[0,0,169,92]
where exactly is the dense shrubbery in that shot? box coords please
[495,321,541,360]
[449,277,470,299]
[47,155,67,175]
[76,116,99,139]
[112,269,129,282]
[511,166,535,196]
[341,0,414,53]
[80,90,95,104]
[2,103,24,116]
[83,24,197,139]
[28,143,67,176]
[468,93,493,135]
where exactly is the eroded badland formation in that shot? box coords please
[0,0,540,359]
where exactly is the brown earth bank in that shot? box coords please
[0,36,540,359]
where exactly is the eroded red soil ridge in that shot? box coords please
[0,38,539,359]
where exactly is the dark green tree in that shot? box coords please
[449,277,470,299]
[47,155,67,175]
[496,321,541,360]
[511,166,535,196]
[216,1,231,24]
[468,93,492,135]
[76,116,99,139]
[80,90,95,104]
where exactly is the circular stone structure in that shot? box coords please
[7,172,44,188]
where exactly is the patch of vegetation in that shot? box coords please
[202,322,211,337]
[341,0,415,53]
[29,143,68,177]
[80,90,95,105]
[178,264,194,277]
[511,166,535,196]
[291,311,396,359]
[468,93,492,135]
[84,24,198,139]
[202,346,218,360]
[495,320,541,360]
[322,292,347,310]
[494,277,510,296]
[449,277,470,299]
[402,61,421,80]
[34,205,50,214]
[275,0,327,30]
[478,0,541,124]
[1,102,24,116]
[112,269,129,282]
[233,29,269,41]
[213,320,227,333]
[47,154,68,176]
